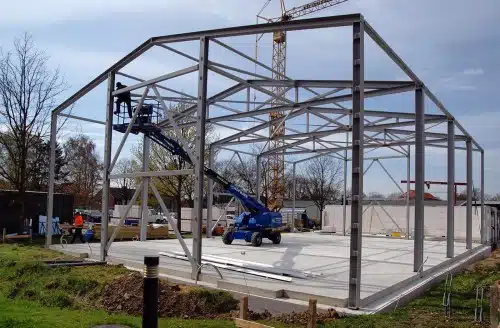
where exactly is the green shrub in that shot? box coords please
[40,291,73,308]
[187,288,238,313]
[15,262,49,276]
[64,277,99,296]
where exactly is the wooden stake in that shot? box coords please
[491,281,500,328]
[240,296,249,320]
[308,298,317,328]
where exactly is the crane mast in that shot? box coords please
[264,0,347,211]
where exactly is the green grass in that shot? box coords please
[0,296,235,328]
[0,244,235,328]
[1,243,498,328]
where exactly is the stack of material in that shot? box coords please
[93,224,169,240]
[159,251,322,282]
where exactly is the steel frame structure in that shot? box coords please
[44,13,486,310]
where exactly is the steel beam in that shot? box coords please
[192,36,209,280]
[213,107,308,146]
[466,139,472,249]
[150,182,195,266]
[105,181,144,252]
[117,71,196,100]
[112,65,198,96]
[348,21,364,310]
[140,135,151,241]
[447,120,455,257]
[379,128,467,141]
[52,41,153,115]
[248,79,415,89]
[364,20,482,152]
[414,87,425,272]
[109,169,193,179]
[157,44,199,62]
[152,14,362,44]
[45,113,57,247]
[58,113,106,125]
[157,83,246,128]
[101,72,115,261]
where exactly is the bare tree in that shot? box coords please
[0,33,67,230]
[113,158,137,204]
[61,135,103,208]
[214,150,273,206]
[456,188,480,202]
[387,191,403,200]
[302,156,343,228]
[487,193,500,201]
[367,191,386,200]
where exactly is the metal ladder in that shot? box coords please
[474,286,484,322]
[442,273,453,317]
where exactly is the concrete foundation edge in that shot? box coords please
[363,245,491,313]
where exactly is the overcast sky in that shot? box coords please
[1,0,499,197]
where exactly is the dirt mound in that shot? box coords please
[246,308,339,325]
[101,272,238,318]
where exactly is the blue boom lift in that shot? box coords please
[113,104,282,247]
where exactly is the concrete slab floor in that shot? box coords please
[51,233,481,309]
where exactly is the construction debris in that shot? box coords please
[160,251,322,281]
[102,272,238,318]
[245,308,339,325]
[159,251,292,282]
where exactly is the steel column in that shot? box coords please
[414,87,425,272]
[343,151,347,236]
[348,21,364,310]
[192,37,209,280]
[480,151,485,244]
[101,72,115,261]
[466,139,473,249]
[207,146,215,238]
[140,135,151,241]
[406,146,410,240]
[45,113,57,247]
[447,120,455,257]
[256,155,262,203]
[292,163,296,231]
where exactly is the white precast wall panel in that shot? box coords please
[323,205,491,241]
[179,207,223,232]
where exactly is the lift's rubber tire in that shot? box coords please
[251,232,263,247]
[271,232,281,244]
[222,231,234,245]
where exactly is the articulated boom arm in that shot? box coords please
[138,125,270,214]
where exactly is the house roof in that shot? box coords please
[400,190,441,201]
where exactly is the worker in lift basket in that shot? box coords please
[71,212,85,244]
[114,82,133,118]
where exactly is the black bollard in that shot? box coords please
[143,256,159,328]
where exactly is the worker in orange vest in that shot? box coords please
[71,211,85,243]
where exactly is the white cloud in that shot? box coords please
[463,68,484,76]
[0,0,260,26]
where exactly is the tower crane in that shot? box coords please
[257,0,348,211]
